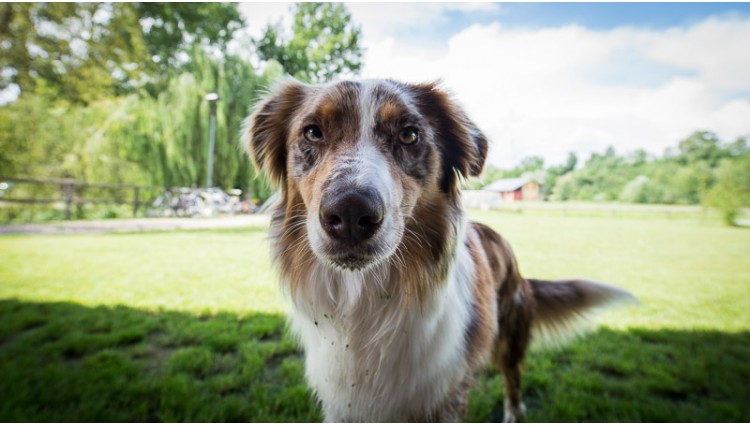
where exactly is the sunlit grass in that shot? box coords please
[467,210,750,332]
[1,212,749,421]
[0,227,284,315]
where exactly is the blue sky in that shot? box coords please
[362,3,750,47]
[241,3,750,168]
[484,3,750,29]
[392,3,750,42]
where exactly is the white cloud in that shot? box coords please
[644,17,750,92]
[361,15,750,168]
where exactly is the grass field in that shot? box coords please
[1,212,749,421]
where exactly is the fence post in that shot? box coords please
[62,181,73,220]
[132,187,140,217]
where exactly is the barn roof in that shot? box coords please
[483,177,531,192]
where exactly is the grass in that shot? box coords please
[0,227,284,315]
[469,211,750,331]
[0,300,312,422]
[1,213,749,421]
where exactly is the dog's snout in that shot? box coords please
[319,188,384,245]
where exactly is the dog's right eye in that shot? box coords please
[304,125,323,142]
[399,127,419,145]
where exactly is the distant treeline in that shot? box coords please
[468,132,750,225]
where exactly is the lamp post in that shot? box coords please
[205,92,220,188]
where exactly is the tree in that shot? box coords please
[0,3,244,103]
[551,173,576,201]
[109,46,276,197]
[727,137,749,157]
[131,3,244,94]
[628,149,648,166]
[255,3,363,83]
[676,131,728,167]
[0,46,278,200]
[704,154,750,226]
[518,156,544,172]
[561,152,578,174]
[0,94,81,179]
[619,175,651,203]
[541,152,577,198]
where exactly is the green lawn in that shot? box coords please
[1,213,749,421]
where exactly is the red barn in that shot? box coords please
[483,177,540,202]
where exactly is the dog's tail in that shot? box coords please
[528,278,638,347]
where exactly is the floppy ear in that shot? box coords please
[409,82,488,193]
[244,80,307,185]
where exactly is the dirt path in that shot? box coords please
[0,215,270,235]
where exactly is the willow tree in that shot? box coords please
[107,46,277,198]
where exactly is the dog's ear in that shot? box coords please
[244,80,307,185]
[409,82,488,193]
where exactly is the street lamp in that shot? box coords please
[205,93,220,188]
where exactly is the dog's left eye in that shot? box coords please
[399,127,419,145]
[304,125,323,142]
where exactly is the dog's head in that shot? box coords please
[245,79,487,272]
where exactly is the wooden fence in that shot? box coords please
[0,176,158,219]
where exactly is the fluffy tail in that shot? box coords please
[528,279,638,347]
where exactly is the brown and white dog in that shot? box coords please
[244,79,636,422]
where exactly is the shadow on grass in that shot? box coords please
[469,327,750,422]
[1,299,748,422]
[0,299,318,422]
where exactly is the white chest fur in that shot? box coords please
[285,238,476,422]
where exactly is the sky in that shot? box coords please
[243,2,750,168]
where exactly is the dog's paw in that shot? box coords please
[503,400,526,423]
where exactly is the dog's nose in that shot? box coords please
[319,188,384,245]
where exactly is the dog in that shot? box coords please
[244,79,636,422]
